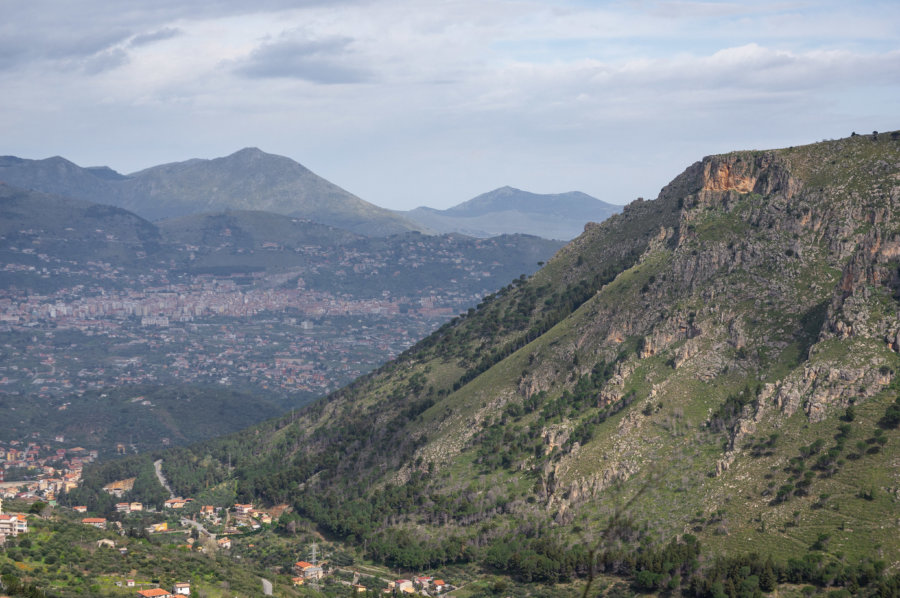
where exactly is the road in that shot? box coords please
[153,459,175,499]
[180,517,214,539]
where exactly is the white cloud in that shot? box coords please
[2,0,899,209]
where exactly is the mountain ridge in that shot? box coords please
[401,185,621,239]
[0,148,424,236]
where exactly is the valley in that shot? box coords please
[0,184,562,454]
[2,133,900,598]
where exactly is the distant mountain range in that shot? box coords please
[0,182,563,297]
[1,151,619,240]
[400,186,621,240]
[0,149,422,236]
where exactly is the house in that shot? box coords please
[293,561,324,580]
[433,580,447,593]
[137,589,173,598]
[81,517,107,529]
[234,503,253,515]
[395,579,414,593]
[126,580,136,587]
[102,477,135,497]
[148,522,168,533]
[414,576,432,588]
[164,497,187,509]
[291,576,305,586]
[72,505,87,513]
[172,582,190,595]
[217,537,232,549]
[352,583,367,593]
[0,513,28,536]
[116,502,131,513]
[130,502,143,512]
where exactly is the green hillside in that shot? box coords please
[74,133,900,595]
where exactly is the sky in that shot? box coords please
[2,0,899,211]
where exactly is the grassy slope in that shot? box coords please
[102,133,900,581]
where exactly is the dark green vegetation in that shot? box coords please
[0,384,282,459]
[59,132,900,595]
[0,505,302,597]
[401,186,621,240]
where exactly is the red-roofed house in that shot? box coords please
[81,517,107,529]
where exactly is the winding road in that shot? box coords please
[153,459,175,499]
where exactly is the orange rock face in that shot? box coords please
[701,161,756,193]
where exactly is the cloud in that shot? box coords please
[2,0,899,210]
[235,34,371,83]
[130,27,183,47]
[81,47,131,75]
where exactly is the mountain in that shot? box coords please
[401,186,621,239]
[0,155,121,203]
[155,209,562,298]
[157,209,364,255]
[0,182,171,292]
[0,149,423,236]
[95,132,900,592]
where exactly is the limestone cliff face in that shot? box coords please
[532,136,900,502]
[700,152,800,198]
[825,228,900,351]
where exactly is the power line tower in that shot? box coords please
[310,542,319,591]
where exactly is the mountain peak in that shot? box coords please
[229,147,267,158]
[0,149,424,236]
[401,185,622,239]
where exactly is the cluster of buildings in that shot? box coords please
[0,440,90,502]
[0,259,468,331]
[0,283,454,404]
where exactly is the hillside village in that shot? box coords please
[1,479,457,597]
[0,438,457,597]
[0,439,91,500]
